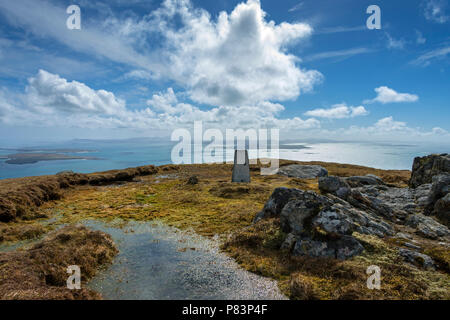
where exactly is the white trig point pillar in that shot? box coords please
[232,150,250,183]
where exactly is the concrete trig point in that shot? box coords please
[232,150,250,183]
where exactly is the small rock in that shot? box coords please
[345,175,384,188]
[335,187,351,199]
[405,214,449,240]
[293,239,335,258]
[280,233,296,251]
[318,176,350,199]
[398,248,435,270]
[395,232,413,240]
[293,236,364,260]
[278,165,328,179]
[335,236,365,260]
[187,175,199,185]
[403,242,422,251]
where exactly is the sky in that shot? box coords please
[0,0,449,145]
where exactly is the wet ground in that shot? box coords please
[83,220,286,300]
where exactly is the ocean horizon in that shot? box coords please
[1,138,448,180]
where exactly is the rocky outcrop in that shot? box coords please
[353,184,432,220]
[255,152,450,260]
[405,214,449,240]
[320,174,438,221]
[257,186,397,260]
[406,154,449,226]
[409,153,450,188]
[278,165,328,179]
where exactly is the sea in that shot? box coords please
[0,138,449,180]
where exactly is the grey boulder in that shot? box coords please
[405,214,449,240]
[398,248,435,270]
[253,187,306,222]
[279,191,332,234]
[318,176,351,199]
[293,236,364,260]
[278,165,328,179]
[345,175,384,188]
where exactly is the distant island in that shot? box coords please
[3,153,101,165]
[0,148,96,153]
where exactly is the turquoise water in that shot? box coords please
[0,139,175,179]
[0,139,449,179]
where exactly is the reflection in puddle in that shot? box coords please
[84,220,286,300]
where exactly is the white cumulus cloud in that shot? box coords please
[26,70,127,116]
[364,86,419,104]
[373,116,408,131]
[1,70,321,132]
[147,0,322,106]
[304,103,368,119]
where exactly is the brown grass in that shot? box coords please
[0,225,118,300]
[0,165,157,222]
[0,223,47,242]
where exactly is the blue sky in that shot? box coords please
[0,0,449,145]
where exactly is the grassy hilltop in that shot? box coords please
[0,160,448,300]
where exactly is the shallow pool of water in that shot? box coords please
[84,220,286,300]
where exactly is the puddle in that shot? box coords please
[84,220,287,300]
